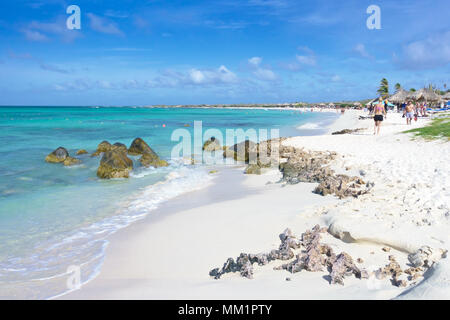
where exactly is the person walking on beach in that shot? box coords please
[373,98,386,135]
[405,101,414,125]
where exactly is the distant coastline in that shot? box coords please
[0,102,366,109]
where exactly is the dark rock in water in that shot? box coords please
[97,149,133,179]
[92,141,112,156]
[202,137,222,152]
[63,156,81,166]
[128,137,156,156]
[125,137,169,168]
[76,149,88,155]
[45,147,69,163]
[139,153,168,168]
[332,128,365,135]
[112,142,128,154]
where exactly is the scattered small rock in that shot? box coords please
[76,149,88,155]
[331,128,365,135]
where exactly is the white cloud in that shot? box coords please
[187,65,238,85]
[248,56,262,66]
[40,63,69,74]
[296,54,316,66]
[22,29,48,41]
[283,46,317,70]
[396,31,450,69]
[87,13,124,36]
[331,75,341,82]
[247,57,278,81]
[253,68,277,81]
[22,17,81,42]
[353,44,372,59]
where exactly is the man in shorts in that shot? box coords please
[405,101,414,125]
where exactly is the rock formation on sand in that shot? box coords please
[202,137,222,152]
[279,146,371,199]
[375,255,407,287]
[223,140,258,162]
[210,225,445,288]
[45,147,70,163]
[97,149,133,179]
[92,141,112,156]
[210,225,369,285]
[223,138,285,175]
[407,246,447,268]
[332,128,365,135]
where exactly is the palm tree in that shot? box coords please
[409,88,416,92]
[395,83,401,92]
[377,78,389,98]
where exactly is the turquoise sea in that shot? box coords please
[0,106,338,299]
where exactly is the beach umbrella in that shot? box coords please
[443,92,450,101]
[388,89,410,104]
[366,98,377,106]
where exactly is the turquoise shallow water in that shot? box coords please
[0,106,338,298]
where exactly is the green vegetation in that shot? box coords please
[377,78,389,98]
[405,116,450,141]
[395,83,401,91]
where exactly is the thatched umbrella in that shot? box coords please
[412,88,443,103]
[443,92,450,101]
[389,89,410,104]
[366,98,377,106]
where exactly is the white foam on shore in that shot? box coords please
[297,122,320,130]
[1,162,214,300]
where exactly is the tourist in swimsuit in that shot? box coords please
[374,98,386,135]
[405,101,414,125]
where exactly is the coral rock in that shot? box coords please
[45,147,69,163]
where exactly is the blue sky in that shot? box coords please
[0,0,449,105]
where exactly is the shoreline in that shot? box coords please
[61,110,449,299]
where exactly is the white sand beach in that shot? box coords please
[62,110,449,300]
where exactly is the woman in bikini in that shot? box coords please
[374,98,386,135]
